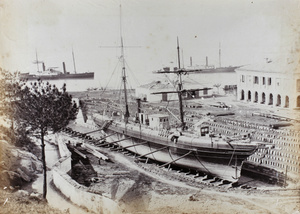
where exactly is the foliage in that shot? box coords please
[0,70,25,129]
[13,79,78,200]
[1,70,78,200]
[15,80,78,134]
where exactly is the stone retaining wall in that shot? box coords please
[52,138,121,214]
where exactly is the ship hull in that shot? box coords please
[20,72,94,80]
[94,115,257,182]
[241,161,285,185]
[188,66,239,73]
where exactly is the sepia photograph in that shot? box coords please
[0,0,299,213]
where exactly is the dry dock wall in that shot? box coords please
[52,137,121,214]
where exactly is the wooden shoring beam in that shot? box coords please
[159,150,193,168]
[111,141,148,151]
[73,148,87,159]
[81,129,103,135]
[94,133,117,143]
[137,146,169,159]
[99,137,131,147]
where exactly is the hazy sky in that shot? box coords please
[1,0,299,87]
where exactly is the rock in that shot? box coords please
[29,192,42,201]
[16,168,31,182]
[15,190,29,197]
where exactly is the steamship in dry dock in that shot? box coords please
[92,36,258,182]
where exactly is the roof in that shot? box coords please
[138,80,173,90]
[148,114,169,118]
[236,56,300,74]
[138,79,210,91]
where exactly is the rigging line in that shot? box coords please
[125,60,141,86]
[185,75,210,85]
[222,146,237,178]
[193,154,211,174]
[99,60,122,97]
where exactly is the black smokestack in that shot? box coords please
[137,98,141,113]
[42,63,45,71]
[206,56,208,67]
[63,62,66,74]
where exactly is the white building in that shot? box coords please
[236,58,300,109]
[135,80,212,102]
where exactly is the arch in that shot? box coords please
[277,94,281,106]
[285,96,289,108]
[248,90,251,101]
[269,93,273,105]
[241,90,244,100]
[297,96,300,107]
[254,91,258,103]
[261,92,266,104]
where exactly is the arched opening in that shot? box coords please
[254,92,258,103]
[241,90,244,100]
[277,95,281,106]
[261,92,266,104]
[297,96,300,107]
[285,96,289,108]
[248,91,251,101]
[269,93,273,105]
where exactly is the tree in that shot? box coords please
[0,69,24,131]
[15,79,78,200]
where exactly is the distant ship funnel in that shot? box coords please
[206,56,208,67]
[42,63,45,71]
[63,62,67,74]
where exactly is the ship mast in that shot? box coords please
[219,42,221,68]
[72,48,77,74]
[35,50,40,72]
[120,5,130,123]
[153,39,213,130]
[176,38,185,130]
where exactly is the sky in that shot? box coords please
[0,0,299,88]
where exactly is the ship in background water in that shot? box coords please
[159,44,241,74]
[20,50,94,80]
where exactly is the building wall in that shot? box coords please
[236,69,300,109]
[136,86,213,102]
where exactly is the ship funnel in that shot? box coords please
[42,63,45,71]
[137,98,141,113]
[206,56,208,67]
[62,62,67,74]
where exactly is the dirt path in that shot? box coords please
[30,141,89,214]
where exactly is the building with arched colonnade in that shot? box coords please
[236,58,300,109]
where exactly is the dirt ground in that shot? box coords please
[65,125,300,214]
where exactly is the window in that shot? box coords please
[241,75,245,82]
[276,78,280,87]
[268,78,272,85]
[254,76,259,84]
[203,88,208,95]
[297,79,300,92]
[262,77,266,85]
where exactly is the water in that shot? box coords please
[27,78,100,92]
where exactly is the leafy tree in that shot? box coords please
[15,79,78,200]
[0,69,24,131]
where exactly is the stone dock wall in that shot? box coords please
[52,136,121,214]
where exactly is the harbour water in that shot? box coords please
[27,78,99,92]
